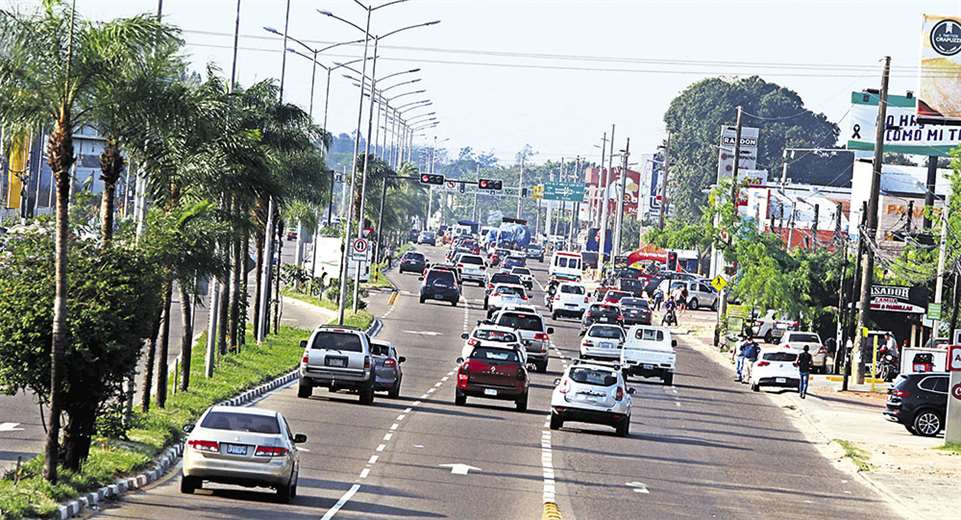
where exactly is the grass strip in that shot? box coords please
[833,439,873,472]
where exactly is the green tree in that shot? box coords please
[663,76,838,222]
[0,0,177,481]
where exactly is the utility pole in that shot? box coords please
[811,204,820,250]
[933,191,951,336]
[594,133,608,227]
[516,154,525,219]
[570,156,581,247]
[853,56,891,384]
[598,124,615,273]
[924,155,938,229]
[658,131,671,230]
[614,138,630,258]
[844,201,868,391]
[833,202,847,374]
[715,107,743,322]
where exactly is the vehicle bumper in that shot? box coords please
[182,451,292,487]
[421,289,459,302]
[623,316,652,325]
[461,273,485,284]
[399,263,424,273]
[300,367,372,390]
[459,384,526,400]
[554,305,586,317]
[580,347,621,360]
[551,405,629,426]
[623,362,673,378]
[755,376,799,388]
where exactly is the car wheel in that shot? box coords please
[419,296,426,304]
[662,374,674,386]
[454,389,466,406]
[537,360,548,373]
[551,311,558,320]
[616,417,630,437]
[689,298,699,310]
[912,409,943,437]
[483,299,489,310]
[550,412,563,430]
[711,300,718,312]
[903,423,916,434]
[764,331,773,343]
[515,395,528,412]
[751,383,760,392]
[180,475,200,494]
[276,479,294,503]
[450,299,458,307]
[388,378,401,398]
[297,382,312,398]
[359,386,375,405]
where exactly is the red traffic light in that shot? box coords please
[419,174,445,185]
[478,178,502,190]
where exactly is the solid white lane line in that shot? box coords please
[368,455,379,464]
[359,468,370,479]
[320,483,360,520]
[376,444,386,452]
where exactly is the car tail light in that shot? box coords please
[782,344,791,350]
[187,439,220,453]
[516,369,526,381]
[456,263,463,268]
[891,389,911,398]
[617,314,624,321]
[584,296,590,303]
[534,332,549,341]
[255,445,289,457]
[583,340,594,347]
[302,353,309,365]
[554,295,560,301]
[384,358,397,368]
[817,347,827,354]
[755,361,770,367]
[558,379,570,394]
[615,386,624,401]
[364,355,371,369]
[521,295,529,301]
[467,337,480,346]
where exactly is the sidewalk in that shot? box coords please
[677,318,960,520]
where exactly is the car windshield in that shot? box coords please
[512,268,531,275]
[201,411,280,434]
[311,331,363,352]
[560,284,585,294]
[632,328,665,342]
[461,255,484,265]
[569,367,618,387]
[762,352,798,362]
[620,298,649,309]
[474,329,518,342]
[589,326,623,339]
[470,347,520,363]
[497,312,543,331]
[787,333,820,343]
[495,286,524,296]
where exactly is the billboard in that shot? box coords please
[918,14,961,125]
[717,125,759,180]
[851,91,961,156]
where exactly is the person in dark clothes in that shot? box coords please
[797,345,813,399]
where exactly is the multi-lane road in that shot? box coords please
[89,244,897,519]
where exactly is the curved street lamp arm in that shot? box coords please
[316,9,367,34]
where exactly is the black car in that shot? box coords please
[615,278,644,298]
[883,372,948,437]
[399,251,427,274]
[642,270,699,297]
[580,303,623,334]
[484,272,523,308]
[419,269,460,306]
[526,244,544,262]
[619,297,652,325]
[407,229,420,242]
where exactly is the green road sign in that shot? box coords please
[543,182,585,202]
[928,303,943,321]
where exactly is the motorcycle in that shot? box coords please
[661,308,678,327]
[877,353,900,382]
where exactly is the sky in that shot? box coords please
[9,0,961,165]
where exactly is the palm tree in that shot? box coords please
[0,0,178,482]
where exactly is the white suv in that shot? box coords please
[550,360,633,436]
[455,253,487,286]
[550,282,589,320]
[298,327,376,404]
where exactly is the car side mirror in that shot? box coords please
[553,378,561,386]
[627,387,636,395]
[293,433,308,444]
[672,339,677,347]
[299,340,308,349]
[398,356,406,363]
[461,332,469,340]
[546,327,555,335]
[456,357,465,364]
[183,423,194,433]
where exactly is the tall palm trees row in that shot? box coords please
[0,1,330,482]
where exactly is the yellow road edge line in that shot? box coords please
[542,501,563,520]
[387,291,398,305]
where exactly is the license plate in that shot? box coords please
[325,356,347,368]
[600,342,614,349]
[565,303,577,308]
[643,364,654,369]
[776,377,786,383]
[225,444,247,455]
[484,388,498,396]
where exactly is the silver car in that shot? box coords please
[181,406,306,502]
[371,339,406,397]
[550,361,634,436]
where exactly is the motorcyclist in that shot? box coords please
[662,296,678,326]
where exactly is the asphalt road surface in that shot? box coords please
[87,244,896,519]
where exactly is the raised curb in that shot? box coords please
[54,318,382,519]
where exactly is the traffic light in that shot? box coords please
[419,173,445,185]
[521,187,529,197]
[477,178,503,191]
[666,251,678,271]
[459,182,466,193]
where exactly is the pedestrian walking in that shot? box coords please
[652,289,664,311]
[679,286,689,313]
[797,345,813,398]
[742,339,759,384]
[735,338,748,382]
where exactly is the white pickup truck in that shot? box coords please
[620,325,677,385]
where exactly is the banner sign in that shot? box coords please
[869,284,929,314]
[918,14,961,125]
[717,126,759,180]
[849,91,961,156]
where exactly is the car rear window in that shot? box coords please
[590,304,617,314]
[633,328,665,342]
[426,270,456,286]
[512,267,531,275]
[201,411,281,434]
[461,255,484,265]
[404,252,424,261]
[762,352,798,362]
[619,279,642,289]
[491,273,522,285]
[560,284,585,295]
[495,285,525,296]
[786,333,820,343]
[311,331,364,352]
[588,326,623,339]
[470,347,520,363]
[497,312,543,331]
[475,329,518,342]
[569,367,617,387]
[620,298,649,309]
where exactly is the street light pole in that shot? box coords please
[353,35,381,313]
[598,124,615,274]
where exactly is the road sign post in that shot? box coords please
[947,345,961,443]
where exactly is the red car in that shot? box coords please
[603,290,631,305]
[455,345,529,411]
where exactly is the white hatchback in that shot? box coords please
[579,324,626,361]
[750,347,801,392]
[550,361,633,436]
[550,282,589,320]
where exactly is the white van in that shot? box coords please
[549,251,582,282]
